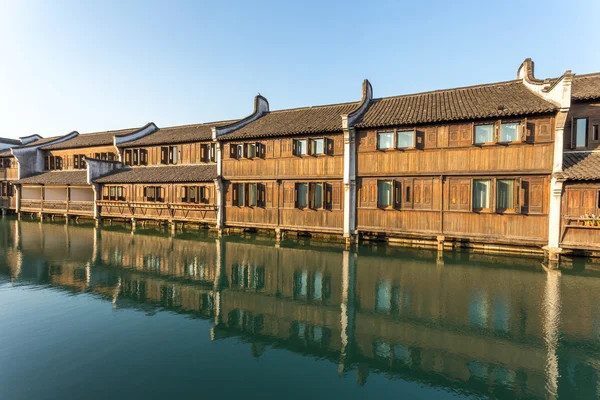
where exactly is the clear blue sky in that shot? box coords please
[1,0,598,140]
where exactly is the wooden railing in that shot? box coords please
[561,216,600,250]
[97,200,218,221]
[20,199,94,215]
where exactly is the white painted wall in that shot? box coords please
[70,187,94,202]
[22,187,42,200]
[44,187,66,201]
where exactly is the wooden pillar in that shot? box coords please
[131,217,136,231]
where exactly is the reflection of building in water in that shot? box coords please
[3,220,600,399]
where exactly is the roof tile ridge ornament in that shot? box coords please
[11,130,80,179]
[113,122,159,147]
[212,94,269,140]
[343,79,373,129]
[19,134,44,145]
[518,58,573,110]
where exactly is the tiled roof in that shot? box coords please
[0,137,20,145]
[219,102,360,140]
[0,149,13,157]
[18,170,89,185]
[355,80,557,129]
[18,135,63,148]
[94,165,217,184]
[571,73,600,101]
[555,152,600,181]
[122,120,236,147]
[42,127,140,150]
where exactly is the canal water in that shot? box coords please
[0,218,599,399]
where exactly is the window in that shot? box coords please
[161,146,178,164]
[232,183,245,206]
[201,143,217,162]
[377,180,393,208]
[293,139,308,156]
[378,132,394,149]
[296,183,308,208]
[1,158,11,168]
[473,179,491,210]
[593,124,599,142]
[475,124,494,144]
[133,149,139,165]
[396,130,415,148]
[496,179,515,211]
[576,118,588,147]
[500,122,519,142]
[103,186,125,201]
[246,143,257,159]
[248,183,258,206]
[311,139,325,155]
[139,149,147,165]
[235,144,243,159]
[45,156,63,170]
[125,149,133,165]
[310,183,323,208]
[74,155,79,169]
[144,186,164,202]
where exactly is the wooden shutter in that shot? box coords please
[393,180,402,209]
[292,140,298,156]
[181,186,187,203]
[515,178,522,213]
[570,117,575,149]
[230,144,237,159]
[200,145,207,162]
[102,186,109,199]
[210,143,216,162]
[415,129,424,150]
[243,144,248,159]
[244,183,249,206]
[258,143,265,159]
[308,183,315,208]
[258,183,266,207]
[403,179,413,209]
[160,147,168,164]
[232,184,239,206]
[73,155,79,169]
[326,138,334,155]
[325,183,332,210]
[520,118,528,142]
[294,183,299,208]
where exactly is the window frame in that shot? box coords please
[396,130,416,149]
[499,121,521,143]
[474,123,496,145]
[310,138,326,156]
[575,118,589,148]
[247,183,258,207]
[495,178,517,213]
[377,180,394,209]
[295,182,309,209]
[472,179,492,212]
[377,131,395,150]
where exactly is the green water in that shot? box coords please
[1,218,599,399]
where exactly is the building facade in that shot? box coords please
[3,59,599,258]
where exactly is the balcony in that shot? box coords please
[20,199,95,216]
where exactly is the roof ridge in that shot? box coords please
[373,79,523,102]
[160,119,238,130]
[574,72,600,79]
[267,100,360,114]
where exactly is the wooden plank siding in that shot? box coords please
[121,141,215,166]
[560,183,600,250]
[222,133,345,232]
[356,115,555,245]
[44,145,118,170]
[98,182,217,223]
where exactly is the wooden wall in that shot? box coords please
[357,176,550,243]
[560,182,600,249]
[222,133,344,179]
[45,146,118,170]
[357,116,554,177]
[99,182,217,223]
[121,141,215,166]
[223,179,344,232]
[564,101,600,150]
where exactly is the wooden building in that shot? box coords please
[0,135,48,214]
[12,127,151,219]
[3,58,600,257]
[94,122,228,227]
[353,77,559,249]
[554,72,600,253]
